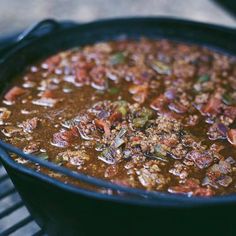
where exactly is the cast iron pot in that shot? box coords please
[0,18,236,236]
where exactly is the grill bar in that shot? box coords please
[0,201,23,218]
[0,163,44,236]
[0,187,16,200]
[32,229,46,236]
[0,174,8,183]
[0,215,34,236]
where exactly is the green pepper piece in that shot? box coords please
[198,74,210,83]
[133,107,154,128]
[133,116,149,128]
[110,52,125,65]
[114,100,128,116]
[222,93,235,105]
[36,152,49,161]
[108,87,120,95]
[150,60,171,75]
[140,107,154,119]
[154,144,167,157]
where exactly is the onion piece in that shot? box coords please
[32,98,58,107]
[98,146,117,164]
[168,102,187,114]
[113,128,127,148]
[149,60,171,75]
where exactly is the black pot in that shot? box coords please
[0,18,236,236]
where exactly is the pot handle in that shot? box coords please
[0,19,76,62]
[17,19,62,41]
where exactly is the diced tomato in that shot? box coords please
[129,83,148,104]
[46,55,61,65]
[130,136,142,142]
[201,96,221,115]
[227,129,236,147]
[109,112,122,124]
[69,127,79,137]
[150,94,167,111]
[94,119,111,137]
[162,137,178,147]
[75,68,90,85]
[4,86,26,101]
[44,55,61,72]
[41,90,55,98]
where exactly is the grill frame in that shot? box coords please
[0,162,45,236]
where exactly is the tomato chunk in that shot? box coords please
[4,86,26,101]
[227,129,236,147]
[94,119,111,137]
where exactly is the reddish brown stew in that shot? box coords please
[1,38,236,197]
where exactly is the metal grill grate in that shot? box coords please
[0,162,45,235]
